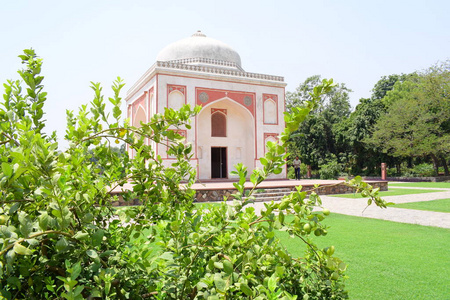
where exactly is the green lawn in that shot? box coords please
[389,182,450,189]
[277,214,450,300]
[393,198,450,213]
[331,187,443,198]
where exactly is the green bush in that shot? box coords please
[287,164,307,179]
[412,163,436,177]
[386,163,437,177]
[319,157,343,179]
[287,166,295,179]
[386,167,399,177]
[0,50,388,299]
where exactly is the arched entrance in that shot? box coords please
[197,98,255,180]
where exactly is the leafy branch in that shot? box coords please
[0,230,75,256]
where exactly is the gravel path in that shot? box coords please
[250,188,450,229]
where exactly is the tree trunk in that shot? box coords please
[396,164,401,175]
[407,157,413,168]
[430,153,440,176]
[440,155,449,176]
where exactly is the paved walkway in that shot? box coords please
[249,186,450,229]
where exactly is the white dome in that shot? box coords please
[156,31,242,68]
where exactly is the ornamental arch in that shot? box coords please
[197,98,255,180]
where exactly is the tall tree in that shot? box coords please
[342,73,413,175]
[287,75,352,169]
[367,61,450,175]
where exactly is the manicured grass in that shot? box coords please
[277,214,450,299]
[393,198,450,213]
[389,182,450,189]
[331,188,443,198]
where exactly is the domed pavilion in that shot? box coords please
[126,31,287,180]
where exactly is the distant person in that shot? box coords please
[293,156,301,180]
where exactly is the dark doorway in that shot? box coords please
[211,147,227,178]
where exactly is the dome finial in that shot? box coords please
[192,30,206,37]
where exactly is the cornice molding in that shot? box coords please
[126,61,285,101]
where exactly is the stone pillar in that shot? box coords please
[381,163,387,180]
[307,165,312,179]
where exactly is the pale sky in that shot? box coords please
[1,0,448,146]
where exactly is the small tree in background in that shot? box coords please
[0,50,387,299]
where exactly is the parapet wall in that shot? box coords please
[111,180,388,206]
[194,181,388,202]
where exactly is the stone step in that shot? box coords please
[256,188,291,192]
[253,188,291,194]
[252,196,284,202]
[253,192,290,198]
[245,187,293,202]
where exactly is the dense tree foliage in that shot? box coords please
[371,74,411,100]
[286,75,352,176]
[286,70,446,178]
[367,62,450,175]
[342,73,420,176]
[0,51,387,299]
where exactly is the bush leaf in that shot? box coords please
[13,244,33,255]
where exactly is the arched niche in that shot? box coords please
[168,90,184,111]
[131,106,147,157]
[264,99,277,124]
[133,106,146,128]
